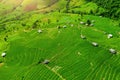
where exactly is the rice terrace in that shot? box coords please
[0,0,120,80]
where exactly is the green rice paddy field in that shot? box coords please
[0,11,120,80]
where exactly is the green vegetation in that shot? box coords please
[0,0,120,80]
[86,0,120,19]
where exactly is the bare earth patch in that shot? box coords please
[24,3,37,11]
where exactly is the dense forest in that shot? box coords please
[87,0,120,19]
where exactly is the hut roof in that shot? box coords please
[43,59,50,64]
[81,35,86,39]
[1,52,6,57]
[109,48,117,54]
[108,34,113,39]
[38,29,42,33]
[92,42,98,47]
[63,25,67,28]
[80,21,85,25]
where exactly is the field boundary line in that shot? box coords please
[44,65,66,80]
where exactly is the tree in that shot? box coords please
[86,19,91,26]
[48,19,51,24]
[66,0,71,13]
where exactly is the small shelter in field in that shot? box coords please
[90,23,94,27]
[80,21,85,25]
[43,59,50,64]
[85,23,89,26]
[38,29,42,33]
[92,42,98,47]
[108,34,113,39]
[63,25,67,28]
[80,35,86,39]
[109,48,117,54]
[1,52,6,57]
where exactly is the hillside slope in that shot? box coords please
[0,12,120,80]
[0,0,62,15]
[0,0,120,80]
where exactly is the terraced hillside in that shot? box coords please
[0,0,120,80]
